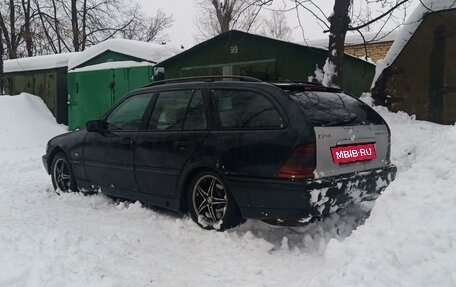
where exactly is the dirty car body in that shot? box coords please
[43,77,397,230]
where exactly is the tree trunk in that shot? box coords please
[71,0,80,52]
[81,0,88,51]
[51,0,63,53]
[212,0,234,33]
[9,0,17,59]
[0,29,4,95]
[22,0,33,57]
[323,0,352,88]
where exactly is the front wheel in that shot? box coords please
[51,152,77,194]
[188,172,244,231]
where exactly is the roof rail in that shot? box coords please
[272,80,323,86]
[271,81,342,92]
[146,75,263,87]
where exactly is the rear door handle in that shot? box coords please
[120,137,134,146]
[175,141,191,150]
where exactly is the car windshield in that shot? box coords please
[287,90,384,127]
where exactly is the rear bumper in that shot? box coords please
[226,165,397,221]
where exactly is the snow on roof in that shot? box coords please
[4,53,77,73]
[372,0,456,87]
[305,30,399,48]
[68,61,154,73]
[67,39,182,70]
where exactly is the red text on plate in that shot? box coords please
[331,143,376,164]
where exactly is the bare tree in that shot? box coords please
[327,0,412,87]
[288,0,412,88]
[121,9,174,43]
[0,0,175,88]
[21,0,33,56]
[194,0,273,41]
[31,0,174,53]
[0,0,47,57]
[0,0,23,59]
[34,0,69,54]
[65,0,136,52]
[261,10,292,41]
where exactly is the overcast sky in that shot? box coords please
[138,0,420,48]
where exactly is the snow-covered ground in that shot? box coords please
[0,94,455,287]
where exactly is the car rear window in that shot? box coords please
[288,91,385,126]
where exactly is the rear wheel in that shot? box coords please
[51,152,77,194]
[188,172,244,231]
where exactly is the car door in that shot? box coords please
[84,93,154,193]
[204,88,291,177]
[135,89,210,198]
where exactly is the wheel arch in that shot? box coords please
[46,146,65,174]
[177,166,223,213]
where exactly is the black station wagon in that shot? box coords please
[43,76,397,230]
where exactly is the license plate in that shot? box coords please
[331,143,376,164]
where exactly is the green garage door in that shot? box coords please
[68,65,153,130]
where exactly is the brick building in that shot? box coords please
[344,36,396,62]
[308,31,398,62]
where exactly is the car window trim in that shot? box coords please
[143,87,211,132]
[102,92,156,132]
[140,91,159,131]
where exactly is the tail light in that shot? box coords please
[277,143,316,180]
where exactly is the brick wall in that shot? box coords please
[344,41,394,62]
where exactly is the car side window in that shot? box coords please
[213,89,283,129]
[105,93,152,131]
[149,90,207,131]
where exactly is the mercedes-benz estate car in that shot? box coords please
[43,76,397,231]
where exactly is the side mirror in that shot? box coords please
[86,120,104,132]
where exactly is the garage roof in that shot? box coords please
[307,30,399,48]
[372,0,456,87]
[67,39,182,70]
[4,53,77,73]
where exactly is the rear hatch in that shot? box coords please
[288,89,390,178]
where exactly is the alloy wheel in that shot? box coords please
[192,175,228,225]
[53,158,72,192]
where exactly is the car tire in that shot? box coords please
[188,171,244,231]
[51,152,78,194]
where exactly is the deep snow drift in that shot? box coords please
[0,93,67,163]
[0,94,455,286]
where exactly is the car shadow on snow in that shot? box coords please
[230,201,375,253]
[64,191,375,254]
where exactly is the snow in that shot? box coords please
[68,61,154,73]
[322,58,338,88]
[0,93,67,151]
[3,39,183,74]
[372,0,456,87]
[4,53,77,73]
[67,39,183,70]
[307,65,324,83]
[306,30,399,48]
[0,93,456,286]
